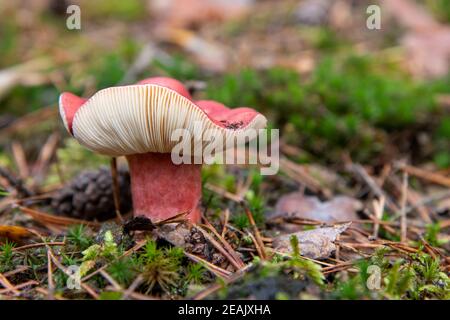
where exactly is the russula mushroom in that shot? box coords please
[59,77,267,223]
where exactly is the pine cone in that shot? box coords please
[51,166,132,221]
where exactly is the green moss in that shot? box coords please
[206,54,450,164]
[0,241,16,272]
[81,0,147,21]
[424,0,450,23]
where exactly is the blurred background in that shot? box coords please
[0,0,449,183]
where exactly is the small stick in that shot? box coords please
[110,157,123,223]
[193,264,252,300]
[335,235,341,262]
[400,172,408,243]
[0,280,39,295]
[221,209,230,238]
[398,163,450,187]
[29,229,99,299]
[205,183,243,202]
[350,163,398,212]
[122,275,144,300]
[13,241,65,252]
[372,196,385,239]
[246,231,264,259]
[11,141,29,179]
[195,224,242,270]
[99,269,122,291]
[47,250,55,299]
[3,266,29,278]
[184,251,232,278]
[32,132,60,184]
[0,272,20,295]
[53,152,65,184]
[243,205,267,260]
[47,249,99,299]
[82,239,147,282]
[35,287,66,300]
[202,218,245,268]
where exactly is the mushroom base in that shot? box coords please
[126,152,201,223]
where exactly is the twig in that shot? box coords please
[205,183,243,202]
[400,172,408,243]
[405,190,450,215]
[280,157,332,198]
[3,266,29,278]
[13,241,65,252]
[47,250,55,299]
[195,224,242,270]
[32,132,60,184]
[35,287,66,300]
[0,280,39,295]
[245,231,264,259]
[82,239,147,282]
[192,264,252,300]
[47,249,99,299]
[99,269,122,291]
[184,251,232,278]
[0,166,33,197]
[350,163,398,212]
[110,157,123,223]
[0,106,57,138]
[221,208,230,238]
[0,272,20,295]
[11,141,29,179]
[372,196,385,239]
[17,205,100,228]
[122,275,144,300]
[202,218,245,268]
[28,229,99,299]
[388,175,432,223]
[398,163,450,187]
[243,205,267,260]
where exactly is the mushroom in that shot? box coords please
[58,77,267,223]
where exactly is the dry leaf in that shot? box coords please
[17,205,100,229]
[0,225,38,244]
[0,59,51,100]
[271,192,362,223]
[157,223,192,247]
[149,0,253,28]
[402,29,450,78]
[382,0,450,78]
[159,28,228,72]
[273,222,351,259]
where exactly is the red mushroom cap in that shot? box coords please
[59,77,267,156]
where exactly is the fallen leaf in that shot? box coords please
[17,205,100,229]
[382,0,450,78]
[0,225,38,244]
[159,28,228,72]
[149,0,253,28]
[271,193,362,223]
[157,222,192,247]
[273,223,351,259]
[402,29,450,78]
[0,59,52,100]
[295,0,330,26]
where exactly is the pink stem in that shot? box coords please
[126,152,202,223]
